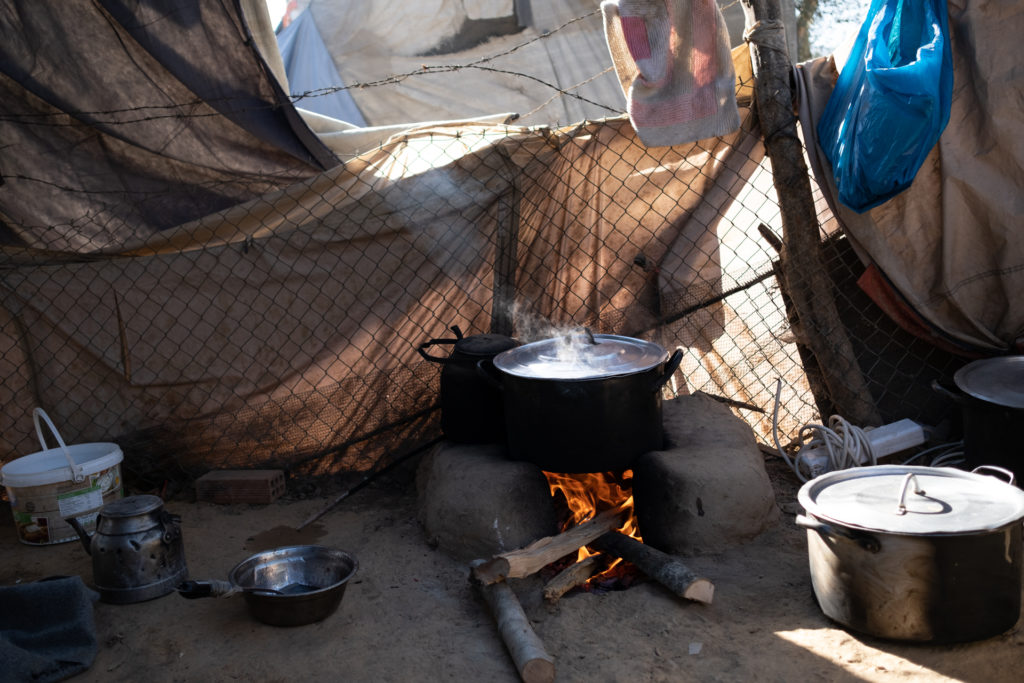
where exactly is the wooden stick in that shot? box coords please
[590,531,714,604]
[471,503,627,585]
[741,0,880,427]
[542,555,601,603]
[473,574,556,683]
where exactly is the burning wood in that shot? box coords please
[471,565,555,683]
[542,555,601,603]
[471,503,628,585]
[589,531,714,604]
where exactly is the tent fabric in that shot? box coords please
[310,0,630,128]
[0,48,774,475]
[276,9,367,126]
[796,0,1024,353]
[0,0,337,252]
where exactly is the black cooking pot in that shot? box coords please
[933,356,1024,484]
[483,332,682,473]
[418,325,519,444]
[796,465,1024,643]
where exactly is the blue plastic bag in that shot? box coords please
[817,0,953,213]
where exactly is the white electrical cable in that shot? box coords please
[795,415,877,478]
[772,378,971,481]
[771,379,865,482]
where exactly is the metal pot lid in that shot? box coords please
[798,465,1024,535]
[953,356,1024,409]
[493,333,667,380]
[454,334,519,357]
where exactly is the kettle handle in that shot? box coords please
[417,325,465,364]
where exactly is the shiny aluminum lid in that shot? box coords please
[798,465,1024,535]
[954,356,1024,409]
[492,333,668,380]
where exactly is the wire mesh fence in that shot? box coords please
[0,4,968,496]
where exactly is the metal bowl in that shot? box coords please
[228,545,358,627]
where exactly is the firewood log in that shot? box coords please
[472,503,627,584]
[590,531,714,604]
[471,567,555,683]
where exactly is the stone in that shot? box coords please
[633,394,779,555]
[416,441,558,562]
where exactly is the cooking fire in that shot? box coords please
[542,469,642,591]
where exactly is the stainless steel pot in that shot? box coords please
[486,332,682,473]
[178,545,357,627]
[66,494,188,604]
[796,465,1024,642]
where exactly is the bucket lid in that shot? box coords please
[1,443,123,488]
[493,333,667,380]
[798,465,1024,535]
[954,356,1024,409]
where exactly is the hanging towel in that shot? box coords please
[602,0,740,147]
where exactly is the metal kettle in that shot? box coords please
[418,325,519,443]
[67,494,188,604]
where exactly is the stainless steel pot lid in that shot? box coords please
[954,356,1024,409]
[798,465,1024,535]
[493,333,668,380]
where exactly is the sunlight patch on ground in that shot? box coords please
[774,629,945,682]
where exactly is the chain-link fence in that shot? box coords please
[0,4,969,496]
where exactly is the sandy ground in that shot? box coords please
[2,456,1022,683]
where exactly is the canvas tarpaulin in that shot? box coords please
[0,0,337,252]
[0,44,778,478]
[796,0,1024,354]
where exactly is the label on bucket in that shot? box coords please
[8,463,122,545]
[57,484,104,518]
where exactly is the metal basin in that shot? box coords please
[229,545,358,627]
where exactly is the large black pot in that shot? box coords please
[418,326,519,444]
[485,333,682,473]
[796,465,1024,643]
[934,356,1024,484]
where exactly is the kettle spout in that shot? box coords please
[64,516,93,555]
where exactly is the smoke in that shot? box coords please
[506,300,588,344]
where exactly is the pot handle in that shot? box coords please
[971,465,1017,486]
[476,358,503,391]
[177,579,240,599]
[417,326,465,363]
[794,514,881,553]
[650,349,683,393]
[930,379,968,404]
[895,473,926,515]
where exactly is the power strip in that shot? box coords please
[801,418,928,478]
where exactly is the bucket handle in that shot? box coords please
[33,408,86,483]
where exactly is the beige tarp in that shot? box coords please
[2,48,802,476]
[797,0,1024,353]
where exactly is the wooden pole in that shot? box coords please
[741,0,881,427]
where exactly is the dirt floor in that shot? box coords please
[2,455,1022,683]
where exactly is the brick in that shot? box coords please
[195,469,286,505]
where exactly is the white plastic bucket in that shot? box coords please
[1,408,123,545]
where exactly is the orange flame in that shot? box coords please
[543,469,641,567]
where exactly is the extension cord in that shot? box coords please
[801,418,927,478]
